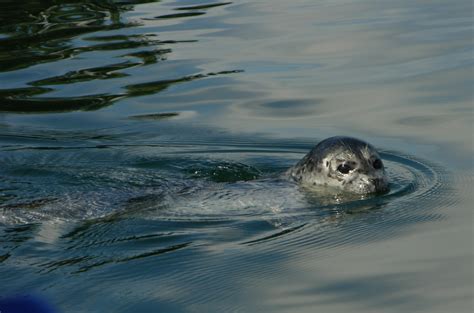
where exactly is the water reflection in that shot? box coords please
[0,1,136,72]
[0,0,240,113]
[0,0,472,312]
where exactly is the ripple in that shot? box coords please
[0,70,241,113]
[30,61,139,86]
[47,8,106,24]
[175,3,232,11]
[127,112,180,120]
[0,0,470,310]
[0,139,453,225]
[0,137,456,287]
[0,142,459,313]
[231,150,455,266]
[151,12,207,20]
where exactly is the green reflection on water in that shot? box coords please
[0,0,240,113]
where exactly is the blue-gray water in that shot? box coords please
[0,1,472,312]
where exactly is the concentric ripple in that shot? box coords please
[0,136,453,233]
[234,149,453,258]
[0,135,460,311]
[37,143,453,309]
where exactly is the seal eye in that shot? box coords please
[337,163,352,174]
[373,159,383,170]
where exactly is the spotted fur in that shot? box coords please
[287,136,389,194]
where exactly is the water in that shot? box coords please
[0,0,472,312]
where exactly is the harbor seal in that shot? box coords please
[288,136,389,194]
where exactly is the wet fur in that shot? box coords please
[288,136,389,194]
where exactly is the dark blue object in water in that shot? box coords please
[0,295,58,313]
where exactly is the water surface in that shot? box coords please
[0,1,472,312]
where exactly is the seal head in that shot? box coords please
[288,136,389,194]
